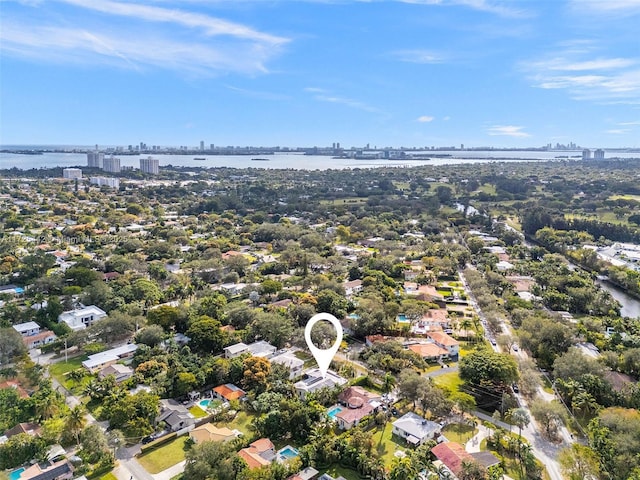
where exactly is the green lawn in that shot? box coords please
[188,405,208,418]
[216,410,254,437]
[432,372,463,393]
[371,422,408,467]
[442,423,477,444]
[97,473,118,480]
[137,436,188,474]
[320,465,363,480]
[49,356,89,392]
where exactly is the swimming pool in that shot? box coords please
[327,405,343,419]
[197,399,211,409]
[9,468,25,480]
[397,314,409,324]
[277,446,299,460]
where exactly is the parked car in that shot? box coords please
[512,384,519,393]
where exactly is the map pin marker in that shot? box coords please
[304,312,343,379]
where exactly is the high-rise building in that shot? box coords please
[90,177,120,189]
[63,168,82,179]
[140,156,159,174]
[582,149,591,160]
[200,141,204,151]
[103,156,121,173]
[594,149,605,160]
[87,152,104,168]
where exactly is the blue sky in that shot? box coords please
[1,0,639,148]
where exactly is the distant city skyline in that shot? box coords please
[1,0,639,147]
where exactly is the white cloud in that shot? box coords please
[397,0,529,17]
[224,85,290,101]
[0,21,281,75]
[487,125,530,137]
[391,50,445,64]
[570,0,640,13]
[305,87,378,112]
[617,121,640,126]
[417,115,435,122]
[522,45,640,104]
[0,0,289,76]
[59,0,287,45]
[605,129,629,134]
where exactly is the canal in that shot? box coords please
[596,279,640,319]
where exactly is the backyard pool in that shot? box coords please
[397,314,409,324]
[9,468,25,480]
[277,445,299,461]
[198,399,211,409]
[327,405,343,420]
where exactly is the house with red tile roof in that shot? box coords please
[213,383,246,402]
[408,343,450,361]
[426,331,460,359]
[431,442,473,477]
[238,438,275,469]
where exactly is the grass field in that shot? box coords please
[216,411,254,437]
[432,371,463,394]
[188,405,208,418]
[137,436,188,474]
[96,473,118,480]
[442,423,477,444]
[371,421,407,467]
[49,356,89,392]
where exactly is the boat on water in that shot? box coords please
[194,157,206,161]
[251,158,270,162]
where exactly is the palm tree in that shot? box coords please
[65,405,87,446]
[382,372,396,394]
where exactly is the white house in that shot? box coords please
[343,280,363,297]
[13,321,41,337]
[223,341,277,359]
[82,344,137,372]
[269,351,304,380]
[294,368,347,400]
[392,412,441,446]
[58,305,107,331]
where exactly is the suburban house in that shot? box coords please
[81,344,137,372]
[426,331,460,360]
[294,369,348,400]
[157,399,195,432]
[0,380,29,399]
[223,341,277,359]
[430,442,497,479]
[238,438,276,469]
[343,279,363,297]
[213,383,246,402]
[189,424,237,444]
[16,459,73,480]
[392,412,441,446]
[334,387,381,430]
[58,305,107,331]
[287,467,319,480]
[4,422,42,440]
[12,321,57,349]
[408,343,450,361]
[13,321,41,337]
[219,283,248,296]
[98,364,133,383]
[269,351,305,380]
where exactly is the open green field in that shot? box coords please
[442,423,476,444]
[432,371,463,393]
[371,421,407,467]
[137,436,187,474]
[49,356,89,392]
[216,410,254,437]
